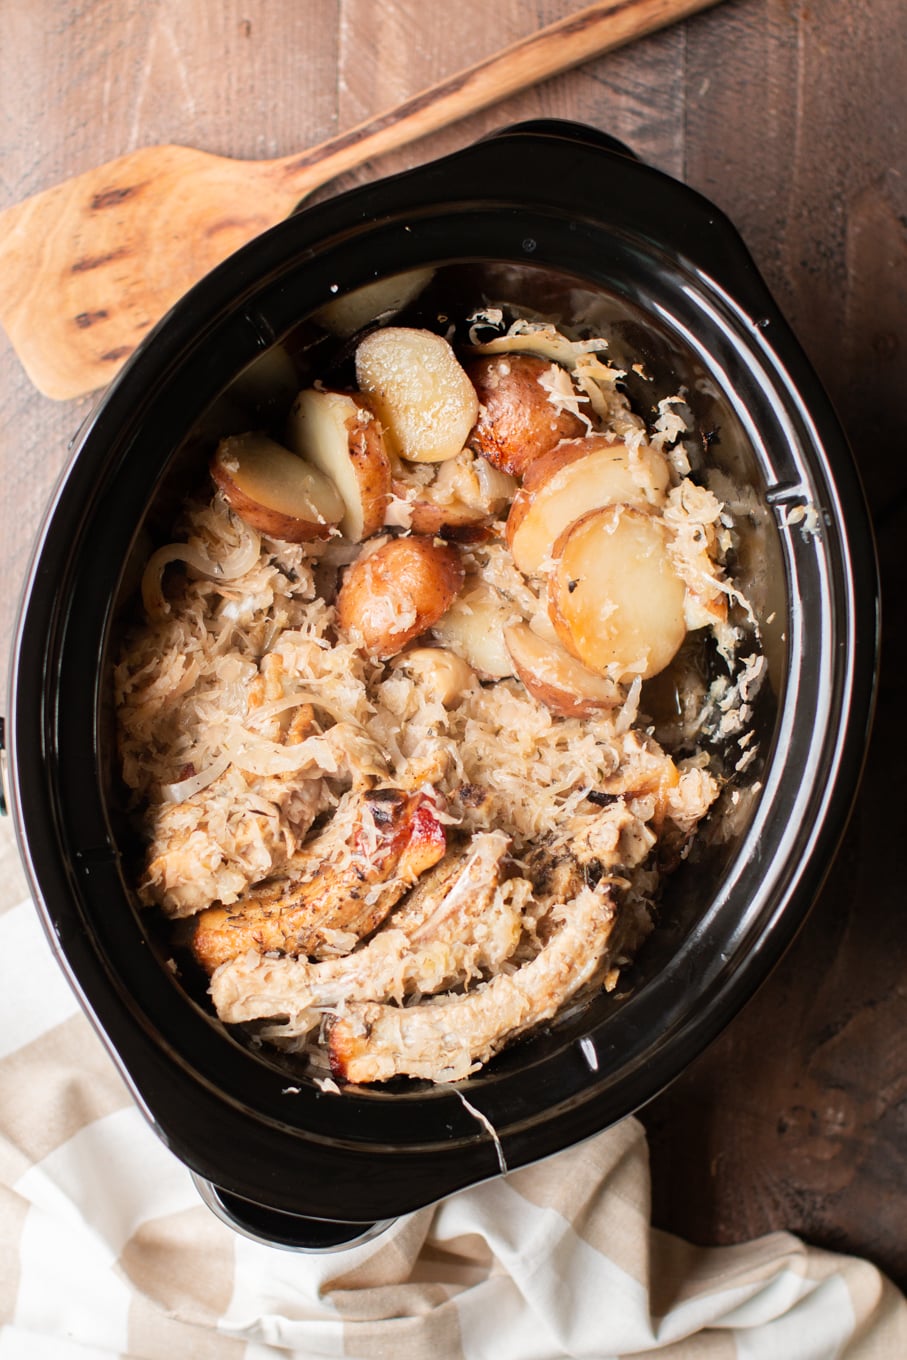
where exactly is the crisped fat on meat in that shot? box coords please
[190,788,445,973]
[327,883,616,1084]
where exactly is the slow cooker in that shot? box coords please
[2,122,878,1249]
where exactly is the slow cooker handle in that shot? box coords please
[469,119,787,332]
[484,117,640,162]
[191,1174,394,1253]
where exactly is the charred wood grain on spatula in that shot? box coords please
[71,246,132,274]
[90,184,144,211]
[73,310,109,328]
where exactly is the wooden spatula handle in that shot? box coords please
[273,0,719,193]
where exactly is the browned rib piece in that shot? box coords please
[191,788,445,973]
[209,832,516,1028]
[328,884,616,1084]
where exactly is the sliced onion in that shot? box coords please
[160,753,231,804]
[469,321,609,368]
[473,455,517,508]
[244,690,365,730]
[141,524,262,618]
[221,728,339,777]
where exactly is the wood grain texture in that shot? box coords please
[642,0,907,1291]
[1,0,905,1292]
[0,0,718,401]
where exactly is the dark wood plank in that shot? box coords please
[642,0,907,1293]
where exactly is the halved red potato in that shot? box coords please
[506,435,671,576]
[211,432,344,542]
[504,622,621,718]
[431,578,520,680]
[336,535,465,659]
[355,327,478,463]
[548,504,687,683]
[287,388,390,543]
[466,353,586,477]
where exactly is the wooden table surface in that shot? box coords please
[2,0,905,1292]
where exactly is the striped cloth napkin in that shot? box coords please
[2,814,905,1359]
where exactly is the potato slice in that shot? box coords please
[336,535,465,659]
[466,353,586,477]
[504,622,621,718]
[355,327,478,463]
[210,432,344,542]
[548,505,687,682]
[287,388,390,543]
[431,578,520,680]
[507,435,671,576]
[313,268,435,337]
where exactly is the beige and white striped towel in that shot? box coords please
[1,814,905,1359]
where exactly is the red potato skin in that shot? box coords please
[210,449,337,542]
[519,433,620,496]
[337,391,392,540]
[336,535,466,658]
[504,623,619,719]
[466,354,585,477]
[505,434,664,556]
[514,667,606,719]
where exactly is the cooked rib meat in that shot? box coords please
[190,787,446,973]
[327,883,616,1084]
[209,831,521,1033]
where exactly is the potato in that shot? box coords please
[466,353,586,477]
[507,435,671,576]
[336,535,465,658]
[287,388,390,542]
[393,448,516,536]
[313,268,435,337]
[504,622,621,718]
[355,327,478,463]
[401,491,496,539]
[431,578,520,680]
[391,646,477,707]
[548,505,687,682]
[210,432,344,541]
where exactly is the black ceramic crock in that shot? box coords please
[3,122,879,1249]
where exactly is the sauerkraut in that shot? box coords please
[114,310,760,1085]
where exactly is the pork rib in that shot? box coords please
[209,831,520,1033]
[191,787,445,973]
[327,883,616,1084]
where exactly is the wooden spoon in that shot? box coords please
[0,0,720,401]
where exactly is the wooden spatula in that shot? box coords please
[0,0,720,401]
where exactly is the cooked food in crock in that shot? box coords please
[115,310,757,1086]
